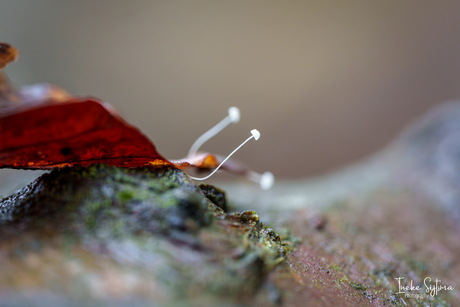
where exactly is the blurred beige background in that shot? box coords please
[2,1,460,179]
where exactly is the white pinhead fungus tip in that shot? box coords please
[228,106,240,123]
[260,171,275,190]
[251,129,260,141]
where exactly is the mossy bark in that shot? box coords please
[2,104,460,306]
[0,165,289,306]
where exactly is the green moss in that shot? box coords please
[117,190,136,203]
[198,183,227,212]
[349,282,367,291]
[333,264,342,272]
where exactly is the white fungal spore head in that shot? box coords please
[260,171,275,190]
[251,129,260,141]
[228,106,240,124]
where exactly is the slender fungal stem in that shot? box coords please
[189,129,258,181]
[187,107,240,157]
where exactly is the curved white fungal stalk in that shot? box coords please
[188,129,260,181]
[187,106,240,157]
[247,171,275,190]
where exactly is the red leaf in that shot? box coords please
[0,98,170,169]
[0,42,259,181]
